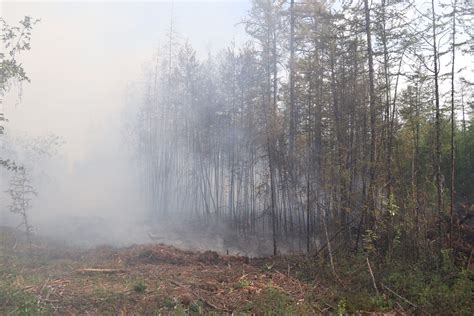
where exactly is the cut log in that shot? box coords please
[76,268,128,274]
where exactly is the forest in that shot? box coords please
[1,0,473,314]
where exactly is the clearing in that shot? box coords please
[1,227,471,315]
[0,228,321,315]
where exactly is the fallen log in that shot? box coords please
[76,268,128,274]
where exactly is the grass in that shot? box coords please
[0,229,471,315]
[288,250,474,315]
[0,252,53,315]
[253,287,293,314]
[0,286,51,315]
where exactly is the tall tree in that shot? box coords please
[363,0,377,229]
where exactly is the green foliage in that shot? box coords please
[160,298,199,315]
[386,193,399,217]
[163,297,176,309]
[233,278,251,289]
[1,16,39,182]
[253,287,293,314]
[172,303,187,315]
[131,278,147,293]
[0,16,39,94]
[384,256,473,315]
[188,300,203,314]
[290,251,473,314]
[418,272,473,315]
[363,229,378,254]
[369,294,394,311]
[336,299,346,315]
[1,16,39,139]
[455,118,474,202]
[0,287,50,315]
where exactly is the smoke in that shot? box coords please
[0,1,297,256]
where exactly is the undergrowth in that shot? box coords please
[292,250,473,315]
[0,286,51,315]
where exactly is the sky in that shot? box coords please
[2,0,250,163]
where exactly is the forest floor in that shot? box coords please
[0,234,320,315]
[0,227,472,315]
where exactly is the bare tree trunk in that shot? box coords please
[363,0,377,231]
[289,0,296,157]
[381,0,393,199]
[431,0,443,254]
[449,0,457,248]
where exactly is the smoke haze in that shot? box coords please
[1,1,256,253]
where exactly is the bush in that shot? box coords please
[131,279,147,293]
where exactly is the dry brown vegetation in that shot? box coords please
[2,227,472,315]
[0,228,322,315]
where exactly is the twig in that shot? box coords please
[170,280,187,288]
[37,277,51,304]
[323,216,337,277]
[347,262,365,276]
[198,295,232,313]
[39,277,50,294]
[366,257,379,295]
[314,303,325,313]
[295,277,304,294]
[381,283,418,309]
[324,302,335,311]
[238,273,248,280]
[396,301,406,313]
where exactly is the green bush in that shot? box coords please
[253,287,293,314]
[131,278,147,293]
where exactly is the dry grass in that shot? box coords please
[0,228,319,315]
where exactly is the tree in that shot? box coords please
[1,16,38,169]
[363,0,377,230]
[128,0,473,260]
[5,167,36,245]
[449,0,457,247]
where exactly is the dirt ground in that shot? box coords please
[1,227,472,315]
[0,228,324,315]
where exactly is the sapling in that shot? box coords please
[5,167,36,245]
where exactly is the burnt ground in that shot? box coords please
[0,227,326,315]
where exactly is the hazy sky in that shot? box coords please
[2,0,250,163]
[1,1,251,238]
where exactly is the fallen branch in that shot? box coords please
[366,257,379,295]
[36,277,50,304]
[76,268,128,274]
[170,280,187,288]
[381,283,418,309]
[323,216,337,277]
[198,295,232,313]
[39,277,50,294]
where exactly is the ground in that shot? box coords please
[0,228,321,315]
[1,227,472,315]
